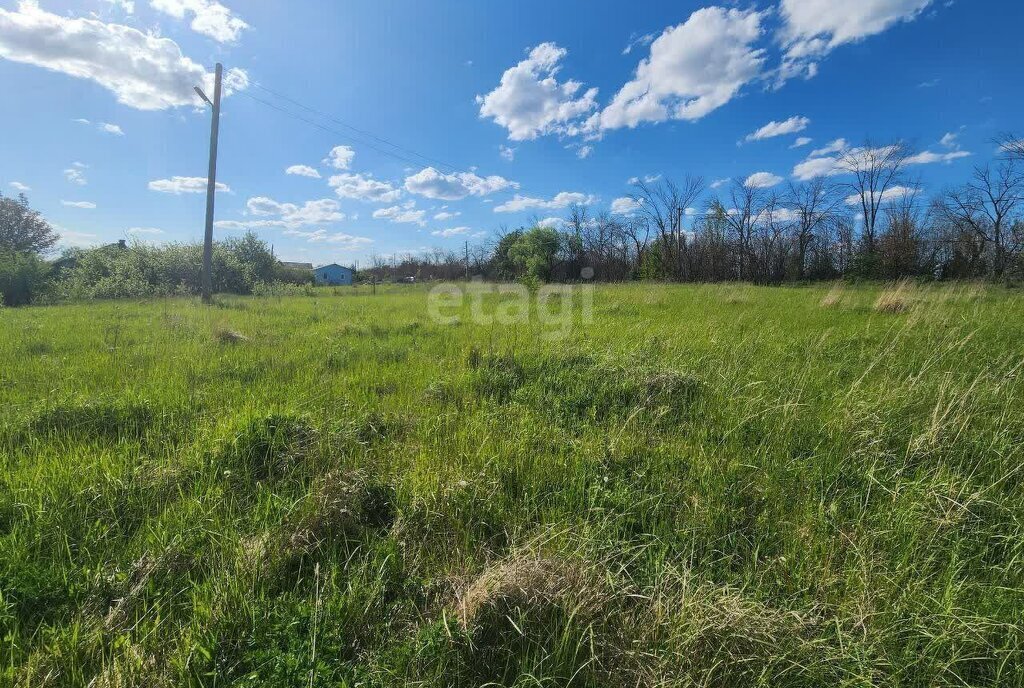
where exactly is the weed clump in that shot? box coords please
[239,470,396,579]
[875,279,914,313]
[458,555,605,630]
[213,326,248,344]
[215,413,317,482]
[455,553,629,684]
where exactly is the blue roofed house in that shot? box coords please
[314,263,355,286]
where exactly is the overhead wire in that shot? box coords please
[251,82,461,174]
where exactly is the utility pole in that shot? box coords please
[195,63,223,304]
[465,241,470,280]
[674,206,684,280]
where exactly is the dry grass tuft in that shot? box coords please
[723,287,749,305]
[820,283,844,308]
[458,554,606,631]
[213,326,248,344]
[874,280,914,313]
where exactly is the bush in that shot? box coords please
[52,232,310,301]
[0,252,51,306]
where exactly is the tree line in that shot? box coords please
[364,136,1024,285]
[3,135,1022,306]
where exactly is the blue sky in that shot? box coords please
[1,0,1021,264]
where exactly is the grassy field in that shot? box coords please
[1,282,1023,687]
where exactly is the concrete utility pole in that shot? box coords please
[195,63,223,304]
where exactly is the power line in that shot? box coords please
[238,90,434,170]
[238,83,569,214]
[252,82,461,174]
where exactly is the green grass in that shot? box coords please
[1,281,1023,687]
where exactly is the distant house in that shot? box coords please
[314,263,354,286]
[279,261,313,271]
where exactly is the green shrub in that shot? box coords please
[0,251,51,306]
[52,232,310,301]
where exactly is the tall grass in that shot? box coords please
[0,282,1022,686]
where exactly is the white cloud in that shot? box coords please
[710,178,731,189]
[743,115,810,142]
[61,200,96,209]
[610,196,641,215]
[246,197,344,226]
[72,118,91,124]
[792,156,845,180]
[494,191,596,213]
[476,42,598,141]
[905,149,971,165]
[373,205,427,226]
[64,164,87,185]
[9,181,31,191]
[745,172,783,188]
[576,145,593,159]
[778,0,934,80]
[790,136,812,148]
[283,228,372,249]
[217,198,344,231]
[149,176,229,194]
[433,210,461,221]
[127,226,163,234]
[622,31,655,55]
[0,1,248,110]
[99,122,124,135]
[404,167,517,201]
[285,165,321,179]
[106,0,136,13]
[537,217,564,228]
[792,137,969,181]
[791,138,854,180]
[324,145,355,170]
[328,172,402,203]
[940,132,959,148]
[150,0,248,43]
[809,138,848,157]
[499,145,516,161]
[845,185,918,206]
[431,226,470,238]
[596,7,765,131]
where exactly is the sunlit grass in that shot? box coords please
[1,282,1022,686]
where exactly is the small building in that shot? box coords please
[314,263,354,286]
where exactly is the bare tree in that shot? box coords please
[631,176,704,280]
[712,178,769,281]
[839,141,912,254]
[942,161,1024,277]
[620,216,651,275]
[997,132,1024,162]
[878,184,925,277]
[785,178,843,280]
